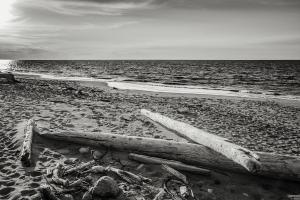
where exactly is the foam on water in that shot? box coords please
[13,72,300,101]
[107,81,300,101]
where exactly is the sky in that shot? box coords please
[0,0,299,59]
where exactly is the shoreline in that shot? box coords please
[13,72,300,105]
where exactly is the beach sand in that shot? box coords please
[0,77,299,200]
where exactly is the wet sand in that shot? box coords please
[0,77,299,200]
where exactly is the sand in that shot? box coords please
[0,76,299,200]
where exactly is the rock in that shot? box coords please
[177,107,190,114]
[92,150,104,160]
[93,176,120,197]
[207,188,213,193]
[79,147,90,154]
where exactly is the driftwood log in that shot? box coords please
[37,131,300,181]
[20,119,37,167]
[0,72,19,83]
[141,109,260,173]
[129,153,211,176]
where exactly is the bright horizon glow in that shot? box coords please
[0,0,16,27]
[0,60,12,71]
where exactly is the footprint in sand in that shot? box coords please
[0,187,15,197]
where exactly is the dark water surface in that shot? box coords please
[5,60,300,95]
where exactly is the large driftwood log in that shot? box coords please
[20,119,37,167]
[0,72,19,83]
[129,153,211,175]
[141,109,260,173]
[37,131,300,181]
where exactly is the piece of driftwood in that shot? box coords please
[162,164,188,184]
[38,131,300,181]
[0,72,19,83]
[106,166,151,185]
[64,160,95,175]
[129,153,210,176]
[141,109,260,173]
[52,164,69,187]
[39,184,60,200]
[153,188,166,200]
[83,166,106,174]
[20,119,37,167]
[288,195,300,200]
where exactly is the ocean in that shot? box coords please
[2,60,300,96]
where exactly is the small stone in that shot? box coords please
[243,193,249,197]
[93,176,120,197]
[79,147,90,154]
[64,158,79,165]
[177,107,189,114]
[207,188,213,193]
[92,150,104,160]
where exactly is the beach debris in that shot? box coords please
[162,164,188,184]
[69,176,92,188]
[141,109,261,173]
[79,147,90,154]
[0,72,20,83]
[64,160,95,175]
[46,168,54,178]
[63,158,79,165]
[82,188,93,200]
[153,188,166,200]
[52,163,69,187]
[129,153,210,176]
[39,184,61,200]
[106,166,151,185]
[136,164,145,170]
[38,129,300,181]
[179,186,189,198]
[20,119,37,167]
[288,194,300,200]
[92,176,120,197]
[83,165,106,174]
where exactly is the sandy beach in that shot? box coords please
[0,76,299,200]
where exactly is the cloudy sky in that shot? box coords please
[0,0,299,59]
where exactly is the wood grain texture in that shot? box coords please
[141,109,260,173]
[38,131,300,181]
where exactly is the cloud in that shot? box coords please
[162,0,300,10]
[16,0,159,17]
[1,0,299,59]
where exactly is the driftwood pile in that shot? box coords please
[0,72,19,83]
[19,109,300,200]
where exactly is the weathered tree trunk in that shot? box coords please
[20,119,36,167]
[141,109,260,173]
[129,153,211,175]
[38,131,300,181]
[0,72,19,83]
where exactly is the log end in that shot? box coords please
[244,159,261,174]
[20,153,31,167]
